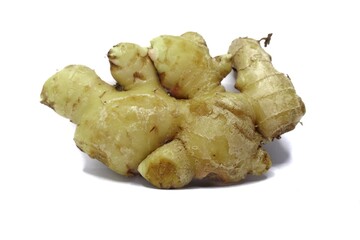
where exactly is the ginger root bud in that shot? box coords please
[40,32,305,188]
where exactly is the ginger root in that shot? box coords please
[40,32,305,188]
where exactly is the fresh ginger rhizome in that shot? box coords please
[41,32,305,188]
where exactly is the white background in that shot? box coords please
[1,0,359,239]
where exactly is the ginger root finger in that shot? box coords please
[40,65,114,124]
[229,35,305,140]
[149,32,232,99]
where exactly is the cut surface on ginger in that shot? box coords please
[40,32,305,188]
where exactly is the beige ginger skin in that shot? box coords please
[40,32,305,188]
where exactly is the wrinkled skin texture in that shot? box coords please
[41,32,304,188]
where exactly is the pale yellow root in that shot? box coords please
[229,35,305,140]
[40,32,306,189]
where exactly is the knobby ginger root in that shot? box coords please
[40,32,305,188]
